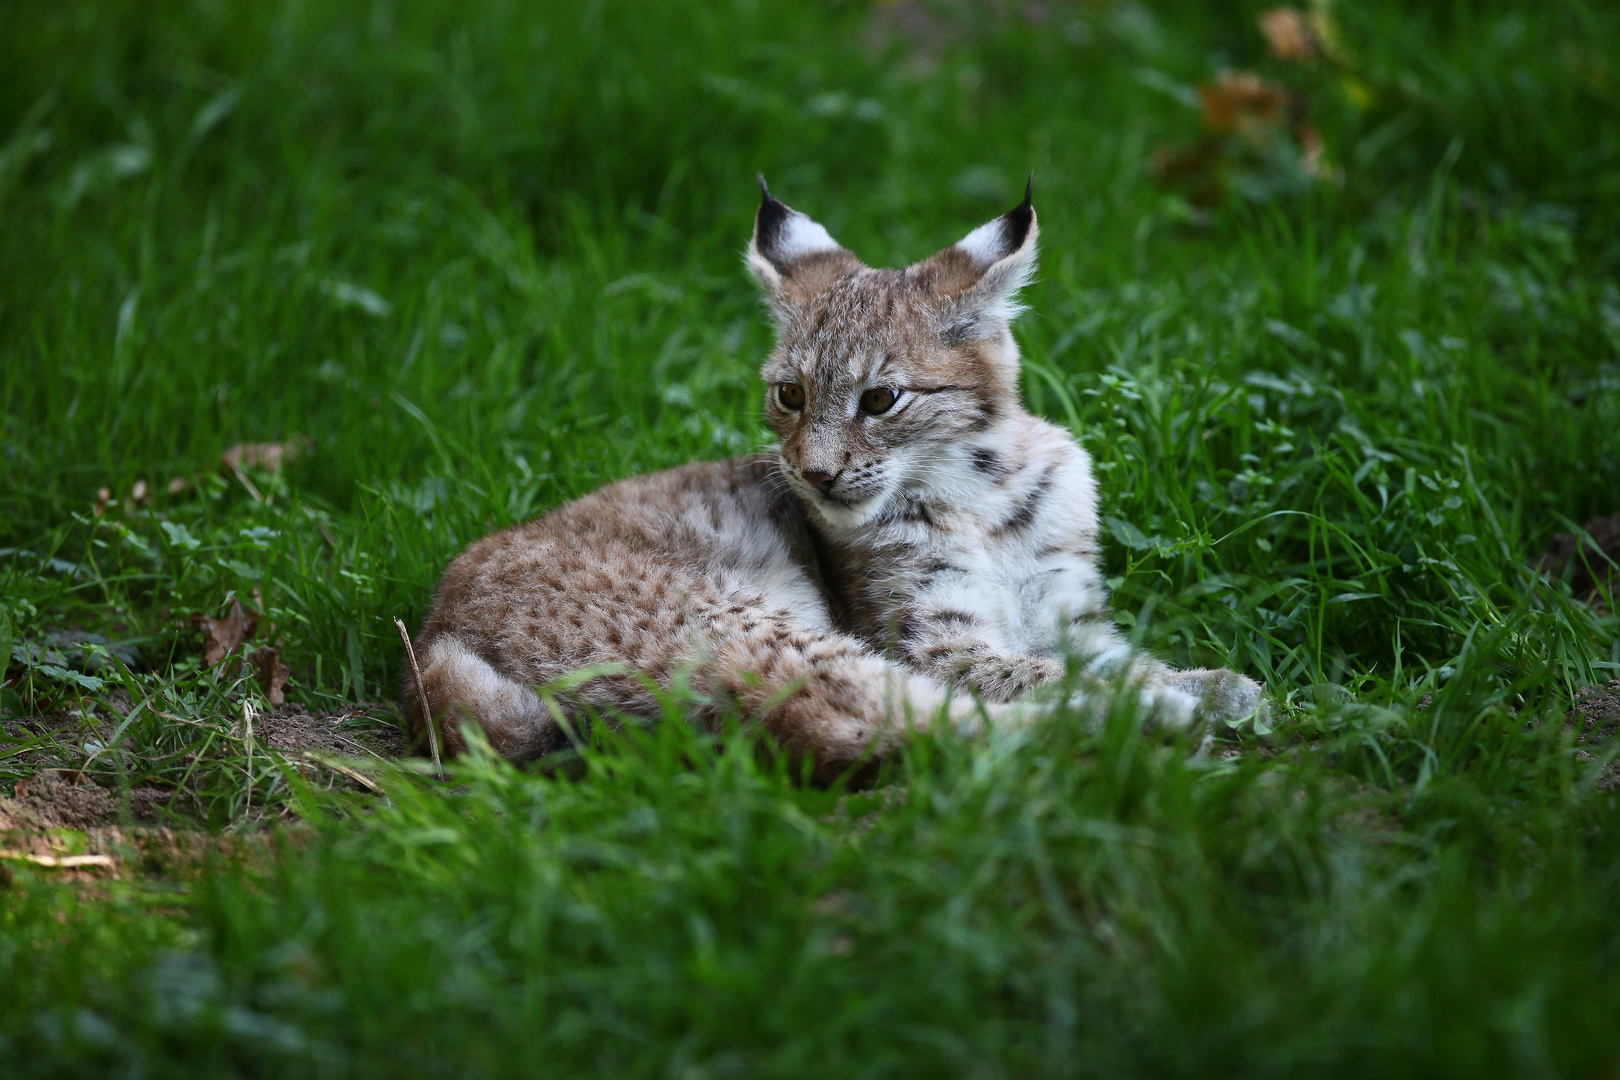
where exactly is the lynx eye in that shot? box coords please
[776,383,806,410]
[858,387,898,415]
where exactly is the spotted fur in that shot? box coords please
[405,183,1263,778]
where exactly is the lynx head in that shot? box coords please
[748,178,1039,528]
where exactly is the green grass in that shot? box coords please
[3,0,1620,1074]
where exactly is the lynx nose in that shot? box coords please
[801,470,838,494]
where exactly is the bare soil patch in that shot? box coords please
[1569,677,1620,792]
[256,702,406,759]
[1535,512,1620,605]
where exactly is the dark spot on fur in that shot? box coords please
[970,447,1007,477]
[991,464,1056,536]
[882,498,935,527]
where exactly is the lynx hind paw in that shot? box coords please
[1163,667,1266,726]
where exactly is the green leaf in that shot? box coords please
[160,519,202,552]
[37,663,105,693]
[1105,516,1154,551]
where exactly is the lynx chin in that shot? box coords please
[404,180,1263,778]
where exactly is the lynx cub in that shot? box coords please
[404,182,1261,777]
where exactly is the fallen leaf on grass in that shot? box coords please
[1259,8,1315,62]
[1198,70,1288,141]
[220,439,309,475]
[251,645,289,706]
[192,599,256,665]
[1153,69,1333,205]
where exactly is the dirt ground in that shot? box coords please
[0,702,405,882]
[0,698,407,832]
[0,771,246,884]
[253,701,408,758]
[1570,677,1620,792]
[1535,512,1620,606]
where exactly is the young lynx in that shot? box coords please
[404,182,1262,778]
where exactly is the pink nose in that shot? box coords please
[802,471,837,494]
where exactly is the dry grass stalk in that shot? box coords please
[0,851,116,868]
[395,617,442,775]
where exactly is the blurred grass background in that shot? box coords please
[2,0,1619,1075]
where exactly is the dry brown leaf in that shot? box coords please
[251,645,290,707]
[1198,70,1288,140]
[1259,8,1314,62]
[192,599,256,665]
[220,439,308,475]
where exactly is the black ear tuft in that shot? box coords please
[1000,177,1035,255]
[748,179,844,279]
[953,178,1038,268]
[754,176,795,269]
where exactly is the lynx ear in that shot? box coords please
[927,179,1039,344]
[747,177,860,317]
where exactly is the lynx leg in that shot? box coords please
[704,606,1005,782]
[408,585,994,776]
[406,636,556,760]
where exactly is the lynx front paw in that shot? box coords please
[1163,667,1266,726]
[1055,677,1202,731]
[1134,681,1200,730]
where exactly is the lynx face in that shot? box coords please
[750,182,1038,528]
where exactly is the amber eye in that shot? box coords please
[858,387,898,415]
[776,383,806,410]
